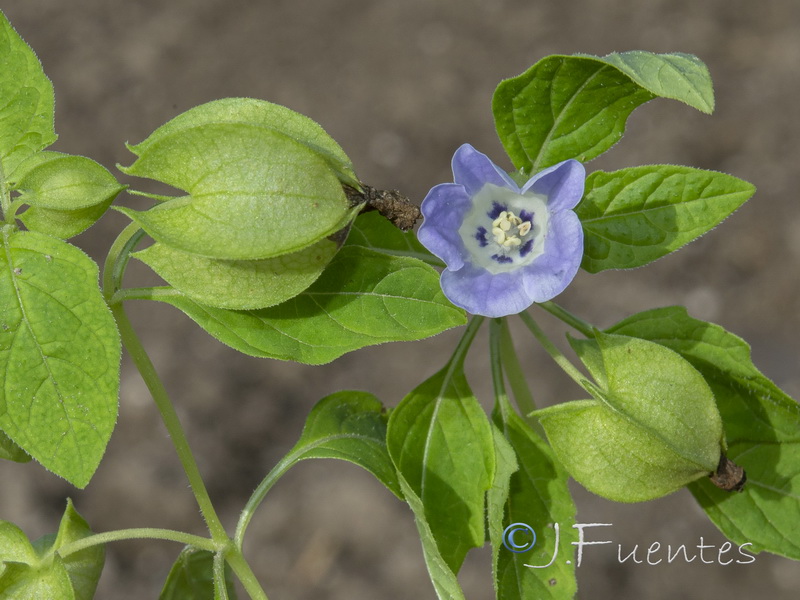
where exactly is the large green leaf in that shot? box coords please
[386,335,495,572]
[0,228,119,487]
[151,246,465,364]
[0,10,57,176]
[536,332,724,502]
[492,52,713,172]
[608,306,800,558]
[491,399,577,600]
[345,211,438,265]
[133,234,341,310]
[118,122,359,260]
[127,97,358,188]
[577,166,754,272]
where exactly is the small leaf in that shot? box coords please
[50,500,104,600]
[345,211,438,264]
[9,152,124,239]
[0,10,57,175]
[387,348,495,572]
[10,152,125,211]
[133,234,340,310]
[119,121,359,260]
[0,559,74,600]
[577,166,754,272]
[536,332,724,502]
[0,429,29,463]
[127,97,358,188]
[275,391,401,498]
[159,548,237,600]
[492,399,577,600]
[492,52,713,172]
[152,246,466,364]
[608,306,800,558]
[0,229,120,487]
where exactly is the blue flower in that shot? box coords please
[417,144,585,317]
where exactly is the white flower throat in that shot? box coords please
[459,183,549,274]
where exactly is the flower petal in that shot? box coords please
[452,144,519,197]
[441,264,534,317]
[417,183,472,271]
[520,210,584,302]
[522,159,585,212]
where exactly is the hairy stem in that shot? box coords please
[57,528,217,558]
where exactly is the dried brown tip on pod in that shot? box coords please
[345,184,421,231]
[709,454,746,492]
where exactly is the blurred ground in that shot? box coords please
[2,0,799,598]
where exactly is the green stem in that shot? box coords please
[111,304,228,543]
[102,222,146,303]
[226,550,269,600]
[57,528,217,559]
[235,316,485,552]
[538,301,594,338]
[519,311,592,396]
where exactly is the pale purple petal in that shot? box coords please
[521,159,585,212]
[452,144,519,196]
[519,210,584,302]
[441,265,533,318]
[417,183,471,271]
[418,146,585,317]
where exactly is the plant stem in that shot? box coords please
[57,528,217,558]
[111,304,228,543]
[538,301,594,338]
[226,550,270,600]
[519,311,592,397]
[102,222,145,303]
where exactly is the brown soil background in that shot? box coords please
[2,1,799,598]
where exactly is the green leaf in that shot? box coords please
[127,97,358,188]
[152,246,466,364]
[345,211,438,264]
[396,472,467,600]
[485,425,517,595]
[577,166,754,272]
[492,400,577,599]
[386,346,495,572]
[275,391,401,498]
[607,306,800,558]
[492,52,713,172]
[133,233,341,310]
[536,332,724,502]
[9,152,124,239]
[119,121,359,260]
[0,429,29,462]
[0,228,120,487]
[50,500,104,600]
[0,502,101,600]
[10,152,124,211]
[0,10,57,176]
[159,548,237,600]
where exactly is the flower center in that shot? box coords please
[459,183,549,274]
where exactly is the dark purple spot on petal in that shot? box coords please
[519,239,534,257]
[475,226,488,247]
[487,201,507,219]
[519,210,534,224]
[491,254,513,264]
